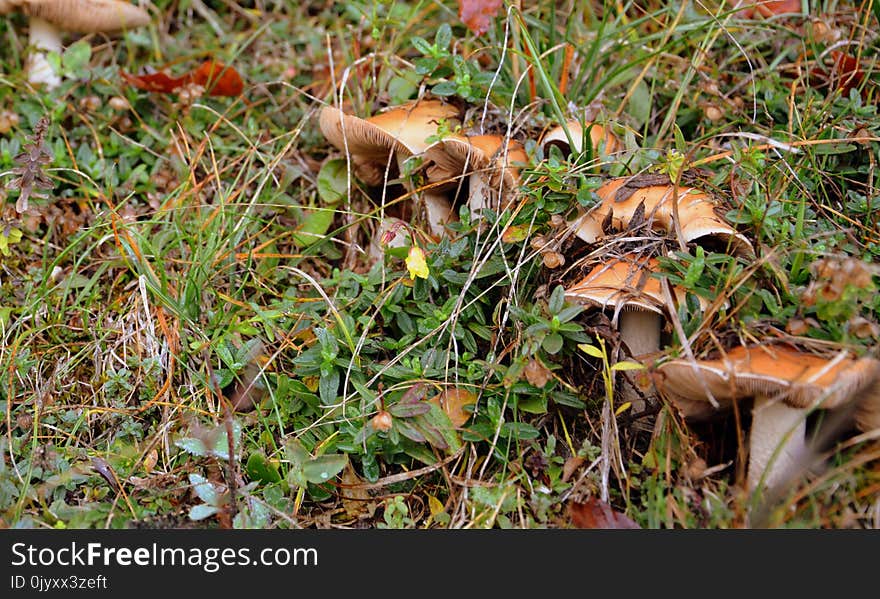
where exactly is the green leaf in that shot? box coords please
[318,368,340,405]
[302,454,348,484]
[388,402,431,418]
[317,158,348,204]
[283,438,309,467]
[61,41,91,75]
[245,453,282,485]
[542,333,564,354]
[627,79,652,128]
[189,504,220,521]
[500,422,540,440]
[548,285,566,314]
[435,23,452,49]
[188,474,217,505]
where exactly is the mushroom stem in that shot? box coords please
[619,310,661,359]
[422,191,455,238]
[618,310,662,413]
[747,396,807,491]
[27,17,63,88]
[467,173,487,214]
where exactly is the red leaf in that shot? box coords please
[569,497,640,529]
[737,0,802,19]
[120,69,186,94]
[458,0,504,35]
[190,60,245,97]
[121,60,244,97]
[808,51,865,96]
[829,51,864,95]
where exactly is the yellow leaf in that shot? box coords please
[611,360,645,372]
[406,245,429,280]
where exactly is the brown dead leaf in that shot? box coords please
[562,456,585,482]
[340,464,377,520]
[431,387,477,427]
[458,0,504,35]
[524,357,552,388]
[569,497,640,529]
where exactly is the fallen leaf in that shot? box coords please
[121,60,244,97]
[340,464,377,520]
[569,497,640,529]
[562,456,585,483]
[809,51,865,97]
[754,0,802,18]
[737,0,801,18]
[459,0,504,35]
[190,60,245,96]
[524,357,552,388]
[430,387,477,427]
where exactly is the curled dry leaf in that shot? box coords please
[569,496,640,529]
[562,456,585,483]
[458,0,504,35]
[524,357,552,388]
[121,60,244,97]
[143,448,158,474]
[340,464,377,520]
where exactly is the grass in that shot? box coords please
[0,0,878,529]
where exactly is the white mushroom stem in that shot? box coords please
[467,173,490,216]
[422,192,454,238]
[617,310,662,413]
[747,396,807,491]
[619,310,661,359]
[27,17,64,88]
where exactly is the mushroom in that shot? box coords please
[319,99,461,236]
[571,177,752,255]
[541,119,620,158]
[655,344,880,490]
[421,133,527,217]
[566,253,700,412]
[1,0,151,88]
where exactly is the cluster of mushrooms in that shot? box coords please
[1,0,151,88]
[320,95,880,495]
[557,148,880,492]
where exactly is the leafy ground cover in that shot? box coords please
[1,1,878,529]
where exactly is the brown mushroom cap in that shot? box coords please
[21,0,151,33]
[566,254,669,314]
[0,0,20,14]
[656,345,880,417]
[541,119,620,156]
[573,178,752,255]
[319,99,460,186]
[422,133,527,193]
